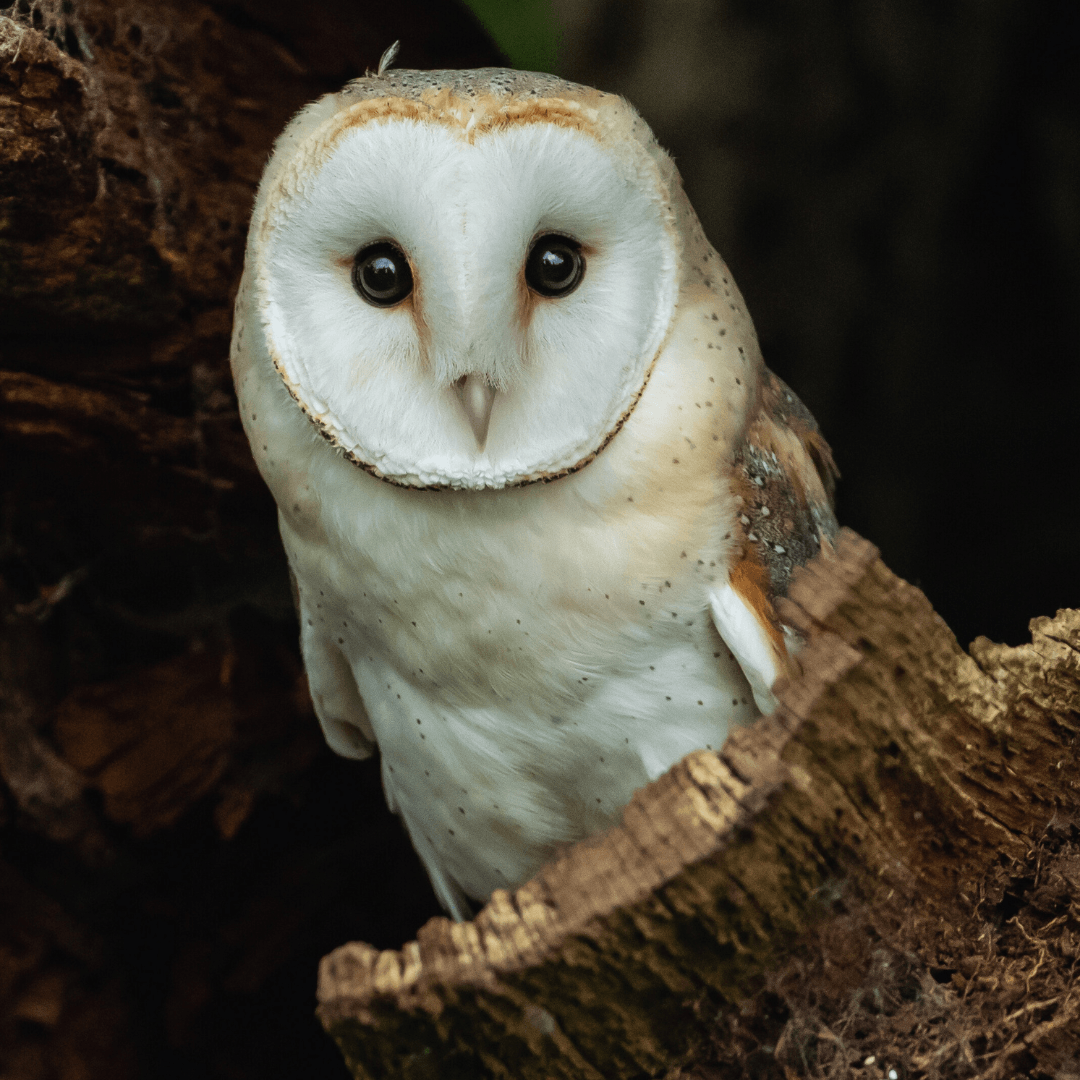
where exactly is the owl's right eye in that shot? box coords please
[352,242,413,307]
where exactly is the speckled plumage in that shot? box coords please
[231,64,838,919]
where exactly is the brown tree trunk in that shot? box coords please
[318,531,1080,1080]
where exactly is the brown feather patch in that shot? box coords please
[730,370,839,603]
[728,553,787,660]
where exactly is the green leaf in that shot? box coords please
[460,0,560,73]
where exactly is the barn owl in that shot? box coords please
[230,50,838,921]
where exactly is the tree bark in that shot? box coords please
[0,5,498,1077]
[317,530,1080,1080]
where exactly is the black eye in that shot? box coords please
[352,242,413,306]
[525,234,585,298]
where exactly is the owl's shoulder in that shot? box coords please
[704,367,839,710]
[730,367,839,604]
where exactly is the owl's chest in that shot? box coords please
[281,484,756,903]
[283,470,727,706]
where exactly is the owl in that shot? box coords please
[230,48,838,921]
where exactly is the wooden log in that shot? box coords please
[316,530,1080,1079]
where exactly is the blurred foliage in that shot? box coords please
[461,0,560,72]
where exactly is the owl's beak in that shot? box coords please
[454,373,496,449]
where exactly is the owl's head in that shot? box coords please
[247,66,687,489]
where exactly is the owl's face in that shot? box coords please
[249,71,683,489]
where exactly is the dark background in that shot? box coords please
[555,0,1080,650]
[0,1,1076,1078]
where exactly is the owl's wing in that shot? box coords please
[709,370,839,713]
[290,569,378,761]
[302,629,378,760]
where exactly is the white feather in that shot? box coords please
[708,582,780,715]
[376,41,400,77]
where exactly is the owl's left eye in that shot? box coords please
[352,242,413,307]
[525,234,585,298]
